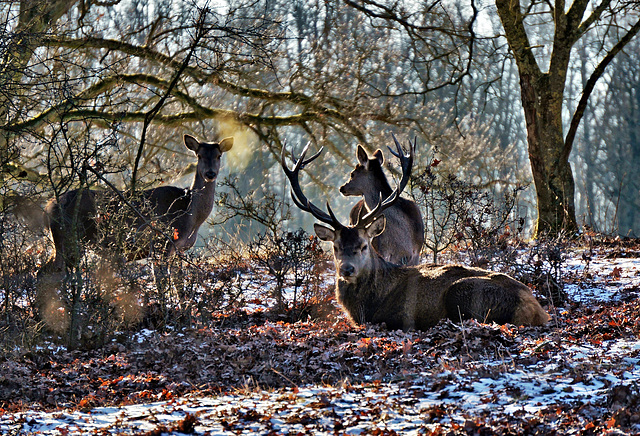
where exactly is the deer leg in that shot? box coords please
[40,220,66,274]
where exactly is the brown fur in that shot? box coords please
[41,134,233,273]
[340,145,424,265]
[316,219,549,330]
[282,139,546,330]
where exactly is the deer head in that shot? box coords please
[183,134,233,183]
[339,145,386,197]
[313,217,386,283]
[281,135,414,283]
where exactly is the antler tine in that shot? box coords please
[281,143,344,229]
[359,134,415,227]
[291,142,324,170]
[387,133,414,194]
[387,133,402,158]
[354,192,385,227]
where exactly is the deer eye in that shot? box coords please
[361,245,368,252]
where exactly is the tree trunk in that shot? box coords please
[494,0,579,237]
[519,73,578,236]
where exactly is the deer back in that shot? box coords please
[337,262,549,331]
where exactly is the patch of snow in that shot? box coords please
[565,256,640,302]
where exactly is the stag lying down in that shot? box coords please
[282,139,549,330]
[313,219,549,330]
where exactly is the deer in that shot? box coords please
[339,135,424,265]
[281,139,549,331]
[41,134,233,274]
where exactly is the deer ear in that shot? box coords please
[183,134,200,152]
[219,137,234,152]
[356,145,368,166]
[314,224,336,242]
[367,216,386,238]
[373,149,384,165]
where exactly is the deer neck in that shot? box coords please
[335,252,394,322]
[362,178,393,210]
[188,172,217,226]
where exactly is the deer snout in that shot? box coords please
[339,184,353,196]
[339,263,355,278]
[204,170,217,182]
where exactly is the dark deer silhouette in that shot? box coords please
[281,141,549,331]
[41,134,233,273]
[340,135,424,265]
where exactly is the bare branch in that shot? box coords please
[131,7,210,192]
[563,17,640,162]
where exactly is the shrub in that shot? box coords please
[412,150,527,266]
[215,176,331,321]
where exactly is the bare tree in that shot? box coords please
[345,0,640,237]
[1,0,478,187]
[494,0,640,235]
[587,39,640,235]
[13,0,628,242]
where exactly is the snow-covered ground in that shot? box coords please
[565,252,640,302]
[2,250,640,435]
[5,346,639,435]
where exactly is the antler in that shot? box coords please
[357,133,415,227]
[281,143,344,229]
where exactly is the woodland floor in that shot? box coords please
[1,241,640,435]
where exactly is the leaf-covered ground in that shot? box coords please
[2,244,640,435]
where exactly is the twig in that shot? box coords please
[131,7,210,192]
[271,367,299,389]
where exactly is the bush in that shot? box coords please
[410,151,567,307]
[0,206,47,353]
[248,228,328,319]
[412,150,527,265]
[509,236,568,307]
[215,176,332,321]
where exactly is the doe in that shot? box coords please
[41,134,233,273]
[339,135,424,265]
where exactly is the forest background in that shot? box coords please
[1,0,639,241]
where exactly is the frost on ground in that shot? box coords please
[2,246,640,435]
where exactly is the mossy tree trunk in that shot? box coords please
[495,0,578,236]
[517,71,578,236]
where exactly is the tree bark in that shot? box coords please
[520,72,578,235]
[495,0,581,236]
[495,0,640,236]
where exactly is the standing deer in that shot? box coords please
[339,135,424,265]
[281,142,549,331]
[42,134,233,273]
